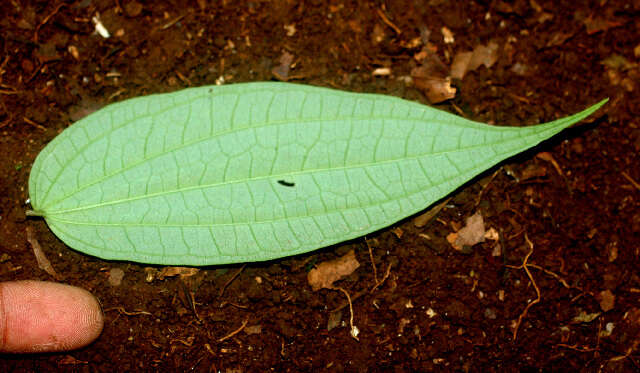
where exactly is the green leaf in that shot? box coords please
[27,83,607,265]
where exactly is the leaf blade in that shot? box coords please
[28,83,607,265]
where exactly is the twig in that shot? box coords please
[505,233,541,341]
[508,93,532,104]
[219,264,246,297]
[108,89,126,101]
[556,343,597,352]
[26,62,44,83]
[23,117,47,131]
[176,71,192,86]
[218,318,249,342]
[170,336,195,346]
[0,56,10,76]
[219,301,249,309]
[450,102,466,117]
[621,171,640,191]
[161,13,188,30]
[376,7,402,34]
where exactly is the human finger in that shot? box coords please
[0,280,104,353]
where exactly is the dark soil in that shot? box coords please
[1,0,639,371]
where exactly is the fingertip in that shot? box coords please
[0,280,104,353]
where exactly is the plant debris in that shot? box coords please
[25,226,61,280]
[108,268,125,286]
[308,250,360,291]
[156,266,200,280]
[597,290,615,312]
[447,211,486,251]
[451,41,499,80]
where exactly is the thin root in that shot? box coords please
[104,307,152,316]
[218,318,249,343]
[376,7,402,34]
[366,239,378,284]
[335,286,359,340]
[370,263,392,293]
[34,3,66,42]
[621,171,640,191]
[505,233,541,341]
[526,263,582,293]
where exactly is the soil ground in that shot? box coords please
[1,0,639,371]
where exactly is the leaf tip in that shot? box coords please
[576,97,609,121]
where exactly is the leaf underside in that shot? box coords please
[28,82,607,265]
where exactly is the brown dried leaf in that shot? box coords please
[451,42,499,80]
[451,51,472,80]
[447,211,486,251]
[157,266,200,280]
[272,51,294,81]
[411,51,456,103]
[468,41,500,71]
[308,250,360,291]
[412,75,456,103]
[26,226,61,280]
[572,311,601,323]
[597,290,615,312]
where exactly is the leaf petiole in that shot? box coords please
[26,210,45,217]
